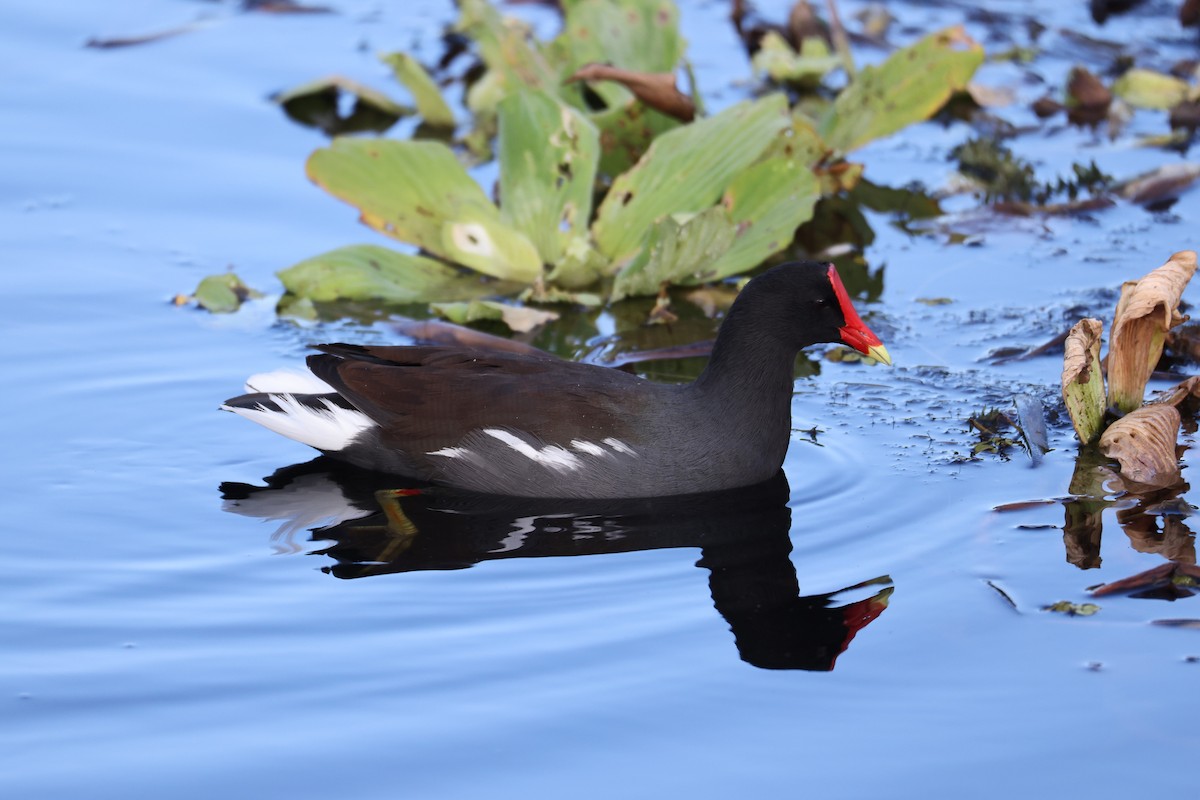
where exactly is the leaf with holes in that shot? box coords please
[819,25,983,154]
[307,138,541,283]
[498,90,599,267]
[592,94,791,267]
[611,206,738,300]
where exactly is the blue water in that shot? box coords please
[3,1,1198,797]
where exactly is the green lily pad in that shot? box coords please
[498,90,600,266]
[381,52,456,128]
[193,272,262,313]
[307,138,542,283]
[1112,68,1190,110]
[819,25,983,154]
[277,245,500,304]
[430,299,559,333]
[592,93,791,266]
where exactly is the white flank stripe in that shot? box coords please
[245,368,336,395]
[482,429,583,472]
[570,439,606,456]
[223,394,374,452]
[602,437,636,456]
[427,446,471,459]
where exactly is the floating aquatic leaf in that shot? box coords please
[1062,318,1106,444]
[555,0,684,75]
[277,295,317,321]
[1064,66,1115,126]
[588,95,682,177]
[1112,68,1190,110]
[1114,163,1200,206]
[545,236,609,289]
[381,52,456,128]
[706,156,820,281]
[430,299,559,333]
[1091,562,1200,597]
[498,90,600,266]
[965,82,1016,108]
[518,283,603,308]
[751,31,841,86]
[1044,601,1100,616]
[456,0,558,93]
[273,76,409,135]
[307,138,542,283]
[1107,251,1198,414]
[818,25,983,154]
[612,207,738,300]
[1099,404,1182,488]
[193,272,262,314]
[1152,375,1200,407]
[277,245,498,304]
[593,94,791,266]
[566,64,694,122]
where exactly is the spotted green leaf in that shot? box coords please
[592,94,791,266]
[278,245,502,304]
[498,90,599,266]
[307,138,541,283]
[819,25,983,154]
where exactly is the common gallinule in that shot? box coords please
[223,261,889,498]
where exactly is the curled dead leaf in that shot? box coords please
[1151,375,1200,408]
[1114,163,1200,206]
[566,64,695,122]
[1062,318,1105,444]
[1098,404,1182,488]
[1107,251,1198,414]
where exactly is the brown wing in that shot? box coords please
[306,344,647,453]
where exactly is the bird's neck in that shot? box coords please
[689,315,800,443]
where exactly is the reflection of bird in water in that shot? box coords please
[221,459,893,671]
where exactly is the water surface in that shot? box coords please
[3,1,1198,797]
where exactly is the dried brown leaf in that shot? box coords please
[1107,251,1198,413]
[1066,66,1111,110]
[1062,318,1105,443]
[1151,375,1200,408]
[1091,561,1200,596]
[1115,163,1200,206]
[966,83,1015,108]
[1099,404,1182,488]
[566,64,695,122]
